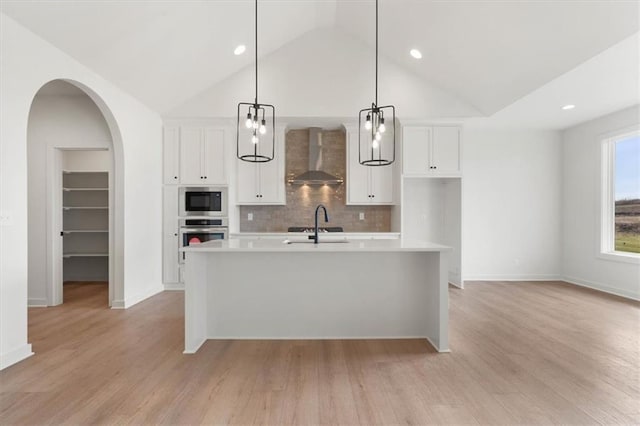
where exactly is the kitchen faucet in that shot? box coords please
[309,204,329,244]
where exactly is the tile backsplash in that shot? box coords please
[239,128,391,232]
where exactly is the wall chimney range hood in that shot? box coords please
[288,128,344,185]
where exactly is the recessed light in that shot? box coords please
[562,104,575,110]
[234,45,246,56]
[410,49,422,59]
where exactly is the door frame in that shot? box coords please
[47,146,114,306]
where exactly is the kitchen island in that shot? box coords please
[181,237,452,354]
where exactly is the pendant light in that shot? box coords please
[358,0,395,166]
[237,0,275,163]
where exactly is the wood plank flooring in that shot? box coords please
[1,281,638,425]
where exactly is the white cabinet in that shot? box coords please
[403,125,461,176]
[202,128,226,184]
[346,128,394,205]
[163,127,180,184]
[162,186,179,284]
[236,127,285,205]
[163,126,227,185]
[179,127,227,185]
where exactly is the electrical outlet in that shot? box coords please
[248,213,253,221]
[359,212,365,221]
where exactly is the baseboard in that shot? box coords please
[425,336,451,353]
[111,299,125,309]
[0,344,33,370]
[28,298,48,307]
[464,274,563,282]
[562,276,640,301]
[123,284,164,309]
[164,282,184,291]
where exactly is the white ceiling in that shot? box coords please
[2,0,638,128]
[467,33,640,130]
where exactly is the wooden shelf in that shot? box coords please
[63,170,108,174]
[63,230,109,234]
[63,187,108,191]
[63,253,108,258]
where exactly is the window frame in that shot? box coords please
[599,126,640,264]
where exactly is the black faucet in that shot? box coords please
[309,204,329,244]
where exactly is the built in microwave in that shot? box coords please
[179,187,228,217]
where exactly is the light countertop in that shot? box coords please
[231,232,401,239]
[180,237,451,253]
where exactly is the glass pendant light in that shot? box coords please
[358,0,395,166]
[237,0,275,163]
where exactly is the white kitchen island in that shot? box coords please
[181,237,452,354]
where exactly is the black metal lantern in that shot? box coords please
[358,0,395,166]
[237,0,275,163]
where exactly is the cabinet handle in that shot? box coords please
[204,176,207,179]
[174,176,177,179]
[174,233,178,236]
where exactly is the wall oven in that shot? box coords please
[179,218,228,263]
[179,187,228,217]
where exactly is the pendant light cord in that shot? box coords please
[375,0,378,107]
[255,0,258,105]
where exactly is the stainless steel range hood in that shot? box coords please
[288,128,344,185]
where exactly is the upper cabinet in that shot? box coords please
[163,127,180,184]
[163,125,228,185]
[236,126,285,205]
[403,125,461,177]
[346,127,394,205]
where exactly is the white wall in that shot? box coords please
[0,14,163,370]
[28,93,113,305]
[462,128,563,280]
[562,106,640,300]
[402,178,462,285]
[167,28,480,119]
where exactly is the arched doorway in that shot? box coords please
[27,79,125,307]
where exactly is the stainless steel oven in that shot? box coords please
[179,187,228,217]
[179,218,228,263]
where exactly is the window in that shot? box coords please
[601,129,640,259]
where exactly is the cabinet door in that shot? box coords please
[236,160,259,204]
[346,129,371,204]
[258,156,283,204]
[431,126,460,174]
[202,128,226,185]
[162,186,179,284]
[163,127,180,184]
[370,163,394,204]
[403,127,431,175]
[179,127,204,185]
[163,233,180,284]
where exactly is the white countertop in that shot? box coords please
[231,232,401,239]
[181,236,451,253]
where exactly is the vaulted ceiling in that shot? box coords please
[2,0,638,126]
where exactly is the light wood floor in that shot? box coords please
[1,281,638,425]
